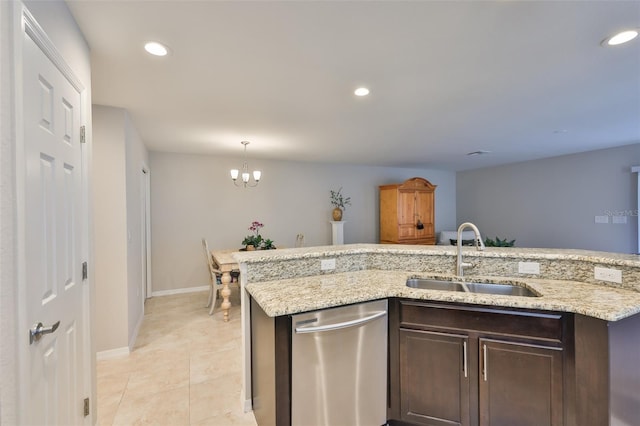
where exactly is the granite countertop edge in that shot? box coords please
[233,244,640,267]
[244,270,640,322]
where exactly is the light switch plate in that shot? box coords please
[612,216,627,224]
[518,261,540,274]
[321,258,336,271]
[595,215,609,224]
[594,266,622,284]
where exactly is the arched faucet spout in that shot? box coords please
[456,222,485,277]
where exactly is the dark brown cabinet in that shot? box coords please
[390,300,566,426]
[572,313,640,426]
[479,339,563,426]
[250,295,640,426]
[400,330,470,426]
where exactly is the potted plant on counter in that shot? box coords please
[241,221,276,250]
[330,187,351,221]
[242,221,263,250]
[484,236,516,247]
[262,239,275,250]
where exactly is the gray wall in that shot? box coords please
[92,106,128,352]
[93,105,149,353]
[0,3,17,421]
[149,151,456,292]
[457,143,640,253]
[123,113,149,348]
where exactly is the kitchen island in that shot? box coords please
[233,244,640,426]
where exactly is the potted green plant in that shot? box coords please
[484,236,516,247]
[242,221,264,250]
[241,221,276,250]
[330,187,351,221]
[262,239,275,250]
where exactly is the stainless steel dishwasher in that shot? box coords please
[291,299,388,426]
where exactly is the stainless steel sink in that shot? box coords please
[406,278,539,297]
[406,279,467,292]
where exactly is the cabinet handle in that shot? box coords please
[462,341,468,378]
[482,343,488,381]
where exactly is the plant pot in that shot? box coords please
[246,245,255,251]
[332,207,343,221]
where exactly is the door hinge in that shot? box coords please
[80,125,86,144]
[83,397,90,417]
[82,262,87,281]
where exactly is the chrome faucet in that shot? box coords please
[456,222,485,277]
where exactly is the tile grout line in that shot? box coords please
[97,290,254,425]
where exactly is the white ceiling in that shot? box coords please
[65,0,640,171]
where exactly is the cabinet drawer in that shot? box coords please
[398,224,416,239]
[400,301,564,343]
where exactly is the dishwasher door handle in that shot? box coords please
[295,310,387,334]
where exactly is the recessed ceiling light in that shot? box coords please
[354,87,370,96]
[602,30,639,46]
[466,150,492,157]
[144,41,169,56]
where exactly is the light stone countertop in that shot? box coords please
[237,244,640,412]
[234,243,640,267]
[237,244,640,321]
[245,270,640,321]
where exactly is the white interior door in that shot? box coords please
[21,11,88,425]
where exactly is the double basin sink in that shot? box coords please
[407,278,539,297]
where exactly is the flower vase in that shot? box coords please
[332,207,343,221]
[246,245,255,251]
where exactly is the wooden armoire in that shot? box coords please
[379,177,436,245]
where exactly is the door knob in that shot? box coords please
[29,321,60,344]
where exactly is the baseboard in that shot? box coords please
[128,310,144,351]
[151,285,208,297]
[96,346,130,360]
[243,396,253,413]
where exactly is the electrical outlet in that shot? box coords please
[612,216,627,224]
[594,266,622,284]
[321,258,336,271]
[518,261,540,274]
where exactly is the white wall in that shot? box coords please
[92,105,148,353]
[92,106,129,352]
[124,113,149,346]
[457,143,640,253]
[150,151,456,292]
[0,2,17,423]
[1,1,92,423]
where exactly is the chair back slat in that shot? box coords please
[202,238,222,279]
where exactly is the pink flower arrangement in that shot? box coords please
[242,220,274,249]
[248,221,264,235]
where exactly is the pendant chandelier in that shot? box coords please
[230,141,261,188]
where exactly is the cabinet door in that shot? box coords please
[479,339,563,426]
[415,190,434,238]
[398,190,417,239]
[400,329,470,426]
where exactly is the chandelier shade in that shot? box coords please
[230,141,261,188]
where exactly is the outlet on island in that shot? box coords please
[518,261,540,274]
[594,266,622,284]
[321,258,336,271]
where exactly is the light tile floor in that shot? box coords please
[97,288,258,426]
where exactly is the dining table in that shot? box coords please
[210,249,240,322]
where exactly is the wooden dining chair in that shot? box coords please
[202,238,222,315]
